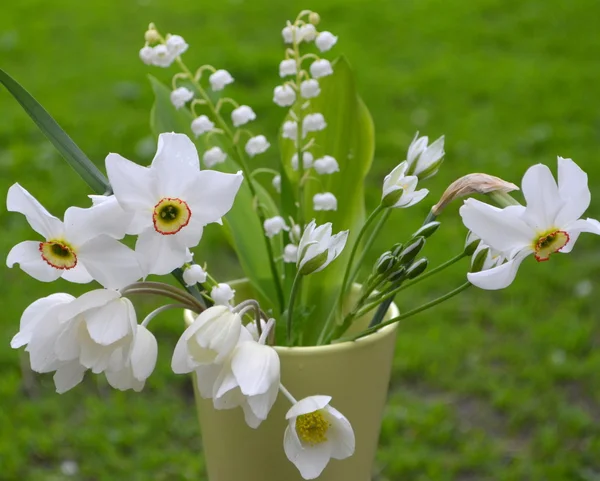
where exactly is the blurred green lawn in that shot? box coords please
[2,0,600,479]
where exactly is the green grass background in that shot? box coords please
[1,0,600,479]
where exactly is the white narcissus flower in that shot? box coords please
[283,244,298,263]
[291,152,314,171]
[313,156,339,175]
[272,175,282,193]
[315,31,338,52]
[299,24,317,42]
[231,105,256,127]
[6,184,141,289]
[171,306,242,372]
[282,120,298,140]
[170,87,194,109]
[313,192,337,211]
[460,156,600,290]
[165,34,188,57]
[381,161,429,208]
[209,69,234,91]
[309,59,333,79]
[302,114,327,135]
[202,146,227,168]
[151,45,175,68]
[300,79,320,99]
[105,133,243,276]
[282,25,295,44]
[297,220,348,275]
[279,59,297,77]
[264,216,289,238]
[274,85,296,107]
[284,395,355,480]
[245,135,270,157]
[211,283,236,306]
[191,115,215,137]
[139,46,155,65]
[405,132,445,180]
[182,264,207,286]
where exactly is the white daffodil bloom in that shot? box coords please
[279,59,297,77]
[282,120,298,140]
[309,59,333,79]
[139,46,155,65]
[150,45,175,67]
[6,184,141,289]
[191,115,215,137]
[284,395,355,480]
[300,79,321,99]
[274,85,296,107]
[231,105,256,127]
[297,220,348,275]
[165,34,188,57]
[313,193,337,211]
[381,161,429,208]
[245,135,270,157]
[264,216,289,238]
[209,69,234,91]
[291,152,314,170]
[282,25,295,44]
[315,31,338,52]
[299,23,317,42]
[302,113,327,135]
[105,132,243,275]
[313,156,339,175]
[460,157,600,290]
[202,146,227,168]
[172,306,242,373]
[283,244,298,263]
[405,132,445,180]
[182,264,207,286]
[170,87,194,109]
[272,175,282,193]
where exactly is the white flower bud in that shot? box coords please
[300,79,320,99]
[310,59,333,78]
[183,264,207,286]
[151,44,176,68]
[279,59,297,77]
[282,25,295,44]
[291,152,314,170]
[245,135,270,157]
[144,29,160,44]
[273,85,296,107]
[263,216,289,238]
[191,115,215,137]
[203,146,227,168]
[313,192,338,211]
[282,120,298,140]
[272,175,281,193]
[299,23,317,42]
[283,244,298,263]
[302,113,327,134]
[209,69,234,91]
[313,155,339,175]
[309,12,321,25]
[166,34,188,56]
[231,105,256,127]
[170,87,194,109]
[290,224,301,243]
[139,46,155,65]
[297,220,348,275]
[211,283,235,306]
[315,31,338,52]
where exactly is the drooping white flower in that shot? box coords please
[291,152,314,171]
[381,161,429,208]
[279,59,297,77]
[313,156,339,175]
[165,34,188,57]
[183,264,207,286]
[105,133,243,275]
[290,224,302,243]
[231,105,256,127]
[151,44,175,68]
[211,283,236,306]
[309,59,333,79]
[139,46,155,65]
[283,244,298,263]
[299,23,317,42]
[6,184,141,289]
[202,146,227,168]
[405,132,445,180]
[297,220,349,275]
[460,157,600,290]
[272,175,282,193]
[313,193,337,211]
[264,216,289,238]
[170,87,194,109]
[274,85,296,107]
[302,113,327,135]
[245,135,270,157]
[191,115,215,136]
[300,79,320,99]
[172,306,242,373]
[315,31,338,52]
[282,120,298,140]
[209,69,234,91]
[284,395,355,480]
[282,25,296,44]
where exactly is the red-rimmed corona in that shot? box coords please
[39,240,78,270]
[152,197,192,235]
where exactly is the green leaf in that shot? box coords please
[0,68,110,195]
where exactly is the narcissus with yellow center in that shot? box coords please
[39,240,78,269]
[152,197,191,235]
[534,229,570,262]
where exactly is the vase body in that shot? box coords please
[185,282,399,481]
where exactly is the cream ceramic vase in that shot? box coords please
[184,281,399,481]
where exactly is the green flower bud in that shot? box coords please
[399,236,426,265]
[464,232,481,256]
[412,221,441,239]
[298,250,328,275]
[391,243,404,257]
[406,258,429,279]
[470,246,490,273]
[375,251,396,275]
[381,188,403,208]
[388,265,407,283]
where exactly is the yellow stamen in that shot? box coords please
[39,240,77,270]
[153,197,191,235]
[295,410,330,445]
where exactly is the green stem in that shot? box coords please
[337,281,472,342]
[286,273,303,345]
[293,32,305,228]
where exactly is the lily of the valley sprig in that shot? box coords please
[4,7,600,480]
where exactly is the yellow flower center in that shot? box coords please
[152,197,191,235]
[39,240,77,270]
[534,229,570,262]
[295,410,330,445]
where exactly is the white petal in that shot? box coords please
[54,319,82,361]
[26,306,66,372]
[394,188,429,208]
[58,289,122,321]
[6,183,64,239]
[284,426,333,480]
[131,325,158,381]
[151,133,201,196]
[60,263,94,284]
[194,364,222,398]
[414,135,444,176]
[53,361,86,393]
[105,366,143,392]
[555,157,591,226]
[85,298,135,345]
[245,384,278,422]
[286,395,332,419]
[6,240,62,282]
[231,342,280,396]
[467,249,531,290]
[562,218,600,253]
[171,334,193,374]
[79,235,143,289]
[520,163,561,230]
[325,406,355,459]
[241,402,264,429]
[135,229,188,276]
